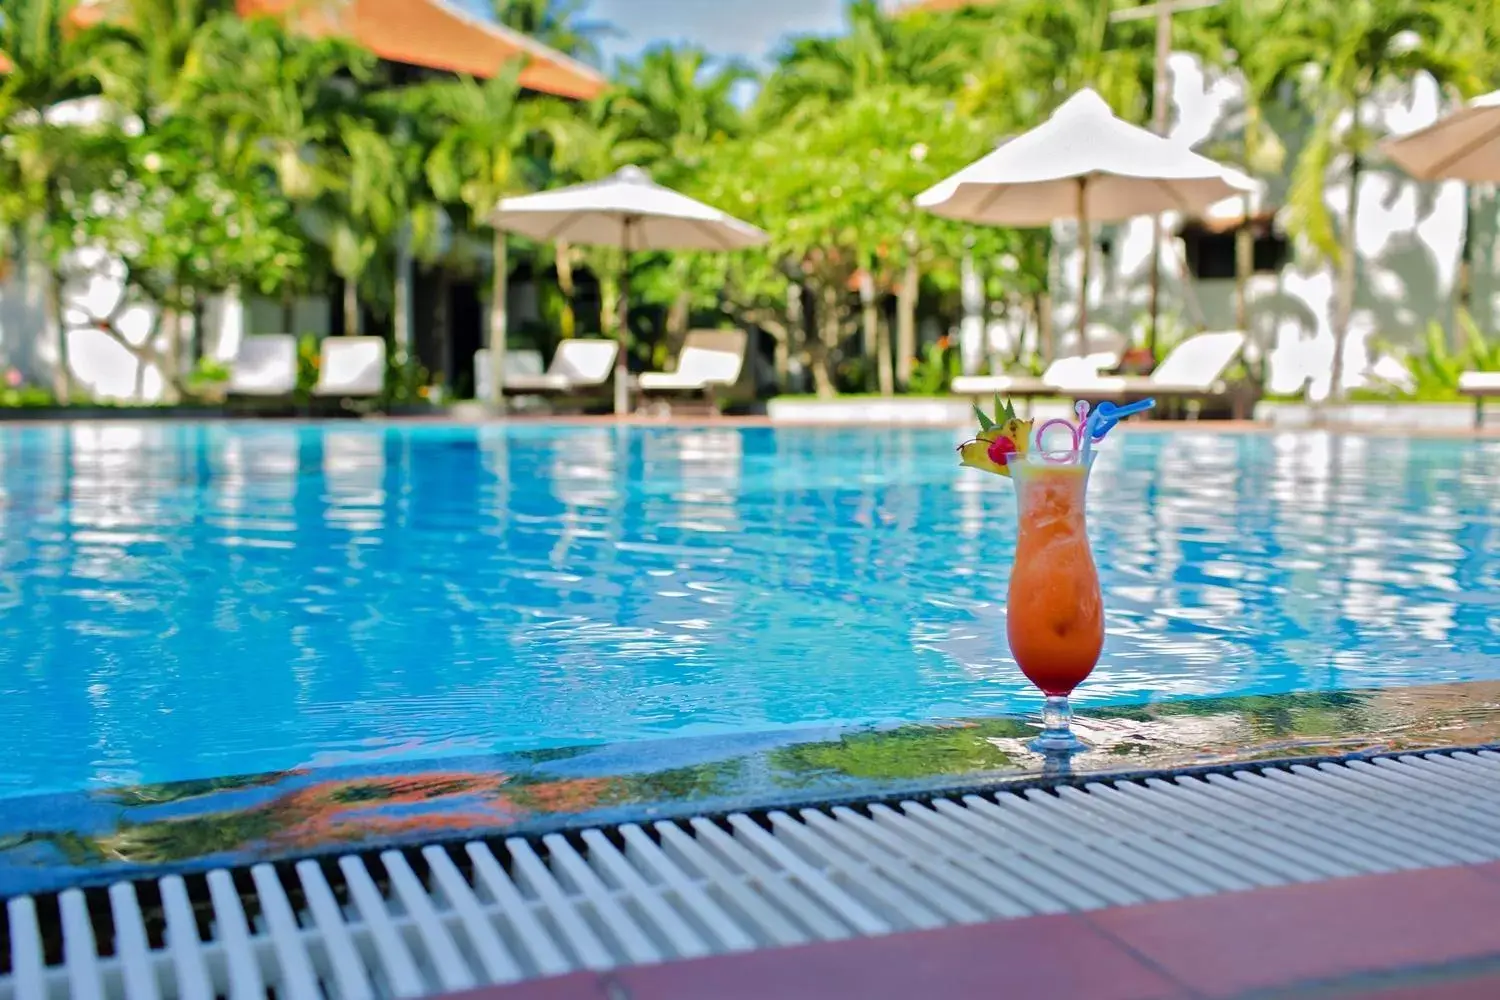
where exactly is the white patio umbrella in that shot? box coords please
[493,165,769,415]
[1383,90,1500,181]
[916,88,1242,343]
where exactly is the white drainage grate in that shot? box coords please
[3,749,1500,999]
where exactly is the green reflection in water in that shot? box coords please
[770,719,1032,784]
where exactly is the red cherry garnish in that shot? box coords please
[987,436,1017,466]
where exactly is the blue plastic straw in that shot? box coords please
[1088,398,1156,449]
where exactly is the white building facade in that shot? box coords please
[1047,55,1482,400]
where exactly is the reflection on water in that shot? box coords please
[0,424,1497,797]
[1,680,1495,895]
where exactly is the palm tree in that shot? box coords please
[83,0,223,123]
[958,0,1154,130]
[418,66,547,409]
[1251,0,1474,400]
[609,45,750,186]
[190,17,372,203]
[0,0,99,401]
[492,0,613,66]
[1182,0,1289,352]
[315,120,401,337]
[188,17,373,333]
[756,0,967,127]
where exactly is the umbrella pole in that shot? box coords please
[1076,178,1090,356]
[614,217,633,417]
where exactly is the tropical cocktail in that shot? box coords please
[959,397,1151,752]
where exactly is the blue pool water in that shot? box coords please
[0,423,1497,798]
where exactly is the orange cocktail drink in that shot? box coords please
[1007,455,1103,699]
[959,396,1148,754]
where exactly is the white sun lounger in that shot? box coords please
[487,339,618,398]
[473,349,545,402]
[227,335,298,397]
[1459,370,1500,427]
[637,329,747,412]
[951,351,1121,398]
[313,336,386,399]
[1062,330,1246,395]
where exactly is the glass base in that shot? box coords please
[1028,729,1089,754]
[1029,694,1089,755]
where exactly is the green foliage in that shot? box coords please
[0,383,57,407]
[6,0,1495,408]
[492,0,613,65]
[296,333,321,398]
[769,719,1028,782]
[908,340,960,396]
[1459,311,1500,372]
[383,351,433,406]
[1363,316,1500,401]
[58,116,305,309]
[180,357,230,401]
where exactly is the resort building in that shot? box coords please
[899,0,1481,400]
[0,0,605,402]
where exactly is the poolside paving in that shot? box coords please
[442,862,1500,1000]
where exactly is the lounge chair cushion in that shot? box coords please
[229,335,298,395]
[639,330,746,393]
[549,340,618,386]
[504,373,576,393]
[1147,331,1245,390]
[950,375,1049,395]
[475,349,546,400]
[1458,371,1500,394]
[314,336,386,397]
[951,351,1120,396]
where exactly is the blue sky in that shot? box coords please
[582,0,851,68]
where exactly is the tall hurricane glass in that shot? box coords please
[1006,451,1103,753]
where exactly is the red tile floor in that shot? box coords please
[440,862,1500,1000]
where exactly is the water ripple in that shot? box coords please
[0,424,1497,796]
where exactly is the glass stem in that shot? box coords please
[1042,694,1072,737]
[1029,693,1087,754]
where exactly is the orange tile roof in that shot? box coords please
[240,0,603,98]
[237,0,606,99]
[12,0,606,99]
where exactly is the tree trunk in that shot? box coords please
[1038,291,1053,365]
[896,256,918,389]
[342,279,360,337]
[1234,196,1253,335]
[556,241,576,339]
[859,270,877,377]
[665,291,690,361]
[393,245,412,366]
[489,228,508,416]
[777,283,799,390]
[858,269,887,395]
[281,287,295,333]
[1330,152,1360,402]
[875,312,894,396]
[190,294,205,367]
[44,265,71,404]
[1456,184,1476,351]
[811,282,841,399]
[1234,213,1255,382]
[599,270,620,338]
[158,307,183,402]
[435,269,451,387]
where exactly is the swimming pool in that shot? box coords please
[0,422,1496,800]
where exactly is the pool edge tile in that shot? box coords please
[1084,865,1500,999]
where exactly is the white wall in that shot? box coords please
[1048,55,1473,400]
[0,252,335,402]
